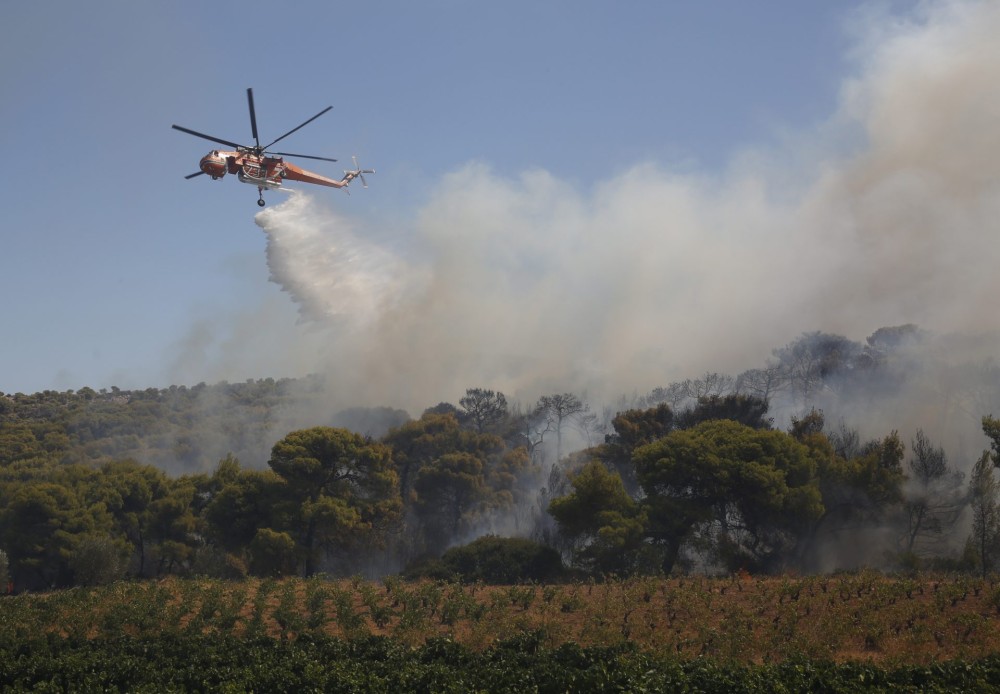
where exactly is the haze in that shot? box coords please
[236,1,1000,426]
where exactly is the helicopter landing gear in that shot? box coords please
[257,198,266,207]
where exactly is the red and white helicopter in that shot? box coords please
[173,88,373,206]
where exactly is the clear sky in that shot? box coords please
[3,1,996,408]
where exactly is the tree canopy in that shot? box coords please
[2,334,998,586]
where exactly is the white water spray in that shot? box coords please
[254,191,406,327]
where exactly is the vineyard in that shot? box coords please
[4,572,1000,690]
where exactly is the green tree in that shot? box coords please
[606,404,675,451]
[969,451,1000,577]
[96,459,169,576]
[588,402,674,498]
[413,453,491,552]
[204,466,287,556]
[634,420,824,574]
[269,427,401,576]
[486,445,539,526]
[597,403,674,496]
[790,411,905,570]
[384,412,505,500]
[0,481,107,588]
[983,415,1000,464]
[676,394,773,430]
[548,460,645,575]
[146,477,204,575]
[248,528,298,577]
[0,422,53,466]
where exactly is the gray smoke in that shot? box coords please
[250,1,1000,425]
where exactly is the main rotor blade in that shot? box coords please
[185,171,206,179]
[263,106,333,150]
[270,151,338,163]
[172,124,243,150]
[246,88,260,149]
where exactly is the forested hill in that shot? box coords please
[3,324,997,480]
[3,324,998,479]
[0,376,410,475]
[4,325,1000,591]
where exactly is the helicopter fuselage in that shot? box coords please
[198,149,344,190]
[175,88,370,205]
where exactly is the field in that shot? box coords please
[4,572,1000,691]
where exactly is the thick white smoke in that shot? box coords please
[250,1,1000,431]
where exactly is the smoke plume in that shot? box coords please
[252,2,999,425]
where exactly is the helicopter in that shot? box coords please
[173,88,374,206]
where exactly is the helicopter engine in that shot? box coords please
[199,151,228,179]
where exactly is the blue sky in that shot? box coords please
[3,1,991,404]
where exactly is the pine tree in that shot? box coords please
[969,451,999,577]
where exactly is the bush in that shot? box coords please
[400,557,458,582]
[249,528,298,577]
[191,547,248,579]
[432,536,566,584]
[69,536,129,586]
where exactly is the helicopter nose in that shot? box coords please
[199,153,227,178]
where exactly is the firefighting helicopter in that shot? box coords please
[173,88,374,206]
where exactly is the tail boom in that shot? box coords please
[281,161,347,188]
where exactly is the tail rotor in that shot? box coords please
[344,155,375,191]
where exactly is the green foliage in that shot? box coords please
[203,465,285,555]
[384,412,505,497]
[606,404,674,451]
[385,411,538,559]
[400,556,458,582]
[68,535,130,586]
[433,536,565,584]
[636,420,825,573]
[0,479,108,588]
[970,432,1000,577]
[983,415,1000,465]
[598,403,674,494]
[676,394,773,430]
[2,632,1000,691]
[268,427,402,575]
[549,460,646,575]
[248,528,298,577]
[333,586,368,637]
[0,379,315,473]
[413,452,491,550]
[190,546,248,580]
[0,374,984,585]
